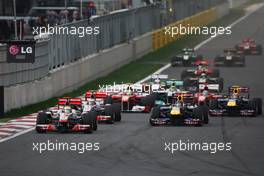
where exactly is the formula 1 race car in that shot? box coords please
[214,49,245,67]
[112,92,158,113]
[85,91,121,123]
[36,106,97,133]
[209,86,262,117]
[86,85,155,113]
[181,60,220,80]
[171,48,203,67]
[235,38,262,55]
[183,73,224,92]
[194,88,222,106]
[149,93,208,126]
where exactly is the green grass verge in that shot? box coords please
[0,5,247,122]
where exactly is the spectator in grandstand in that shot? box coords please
[59,10,69,24]
[46,10,59,26]
[0,20,11,40]
[72,10,81,22]
[36,16,46,27]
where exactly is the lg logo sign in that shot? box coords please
[5,40,36,63]
[9,45,33,55]
[9,45,20,56]
[21,46,33,54]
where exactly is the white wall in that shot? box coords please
[216,2,230,18]
[228,0,249,8]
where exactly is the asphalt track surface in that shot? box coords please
[1,6,264,176]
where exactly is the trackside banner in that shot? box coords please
[3,40,36,63]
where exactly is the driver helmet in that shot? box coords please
[64,106,72,114]
[201,73,206,78]
[154,78,160,84]
[198,64,203,70]
[174,101,181,107]
[88,99,96,105]
[170,85,176,91]
[231,93,238,99]
[202,88,209,96]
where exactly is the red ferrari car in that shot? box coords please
[181,60,220,80]
[235,38,262,55]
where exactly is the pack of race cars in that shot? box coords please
[172,38,261,67]
[35,37,262,132]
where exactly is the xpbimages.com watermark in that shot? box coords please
[32,24,100,38]
[32,140,100,154]
[164,24,232,38]
[164,140,232,154]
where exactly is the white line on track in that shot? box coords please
[0,127,35,143]
[6,122,36,126]
[0,128,22,132]
[10,119,36,123]
[0,4,263,144]
[0,132,12,136]
[4,125,33,129]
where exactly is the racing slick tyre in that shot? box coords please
[104,96,113,104]
[256,45,262,55]
[193,106,208,125]
[171,57,180,67]
[235,44,240,51]
[238,56,246,67]
[149,107,160,126]
[209,99,218,110]
[141,93,158,107]
[105,105,115,124]
[196,54,203,61]
[82,113,94,133]
[112,103,122,121]
[36,112,49,133]
[182,60,192,67]
[211,69,220,77]
[214,56,222,67]
[217,77,224,92]
[199,105,209,124]
[181,70,190,80]
[89,110,98,131]
[183,79,198,92]
[253,98,262,115]
[248,100,257,117]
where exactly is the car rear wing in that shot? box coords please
[85,91,109,100]
[195,60,209,66]
[228,86,249,94]
[94,91,108,98]
[242,38,254,43]
[173,93,195,103]
[151,74,168,80]
[182,48,194,52]
[85,91,94,99]
[165,80,184,87]
[224,48,237,53]
[57,97,82,106]
[199,84,219,91]
[58,98,69,105]
[69,98,82,105]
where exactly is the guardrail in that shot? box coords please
[48,5,161,70]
